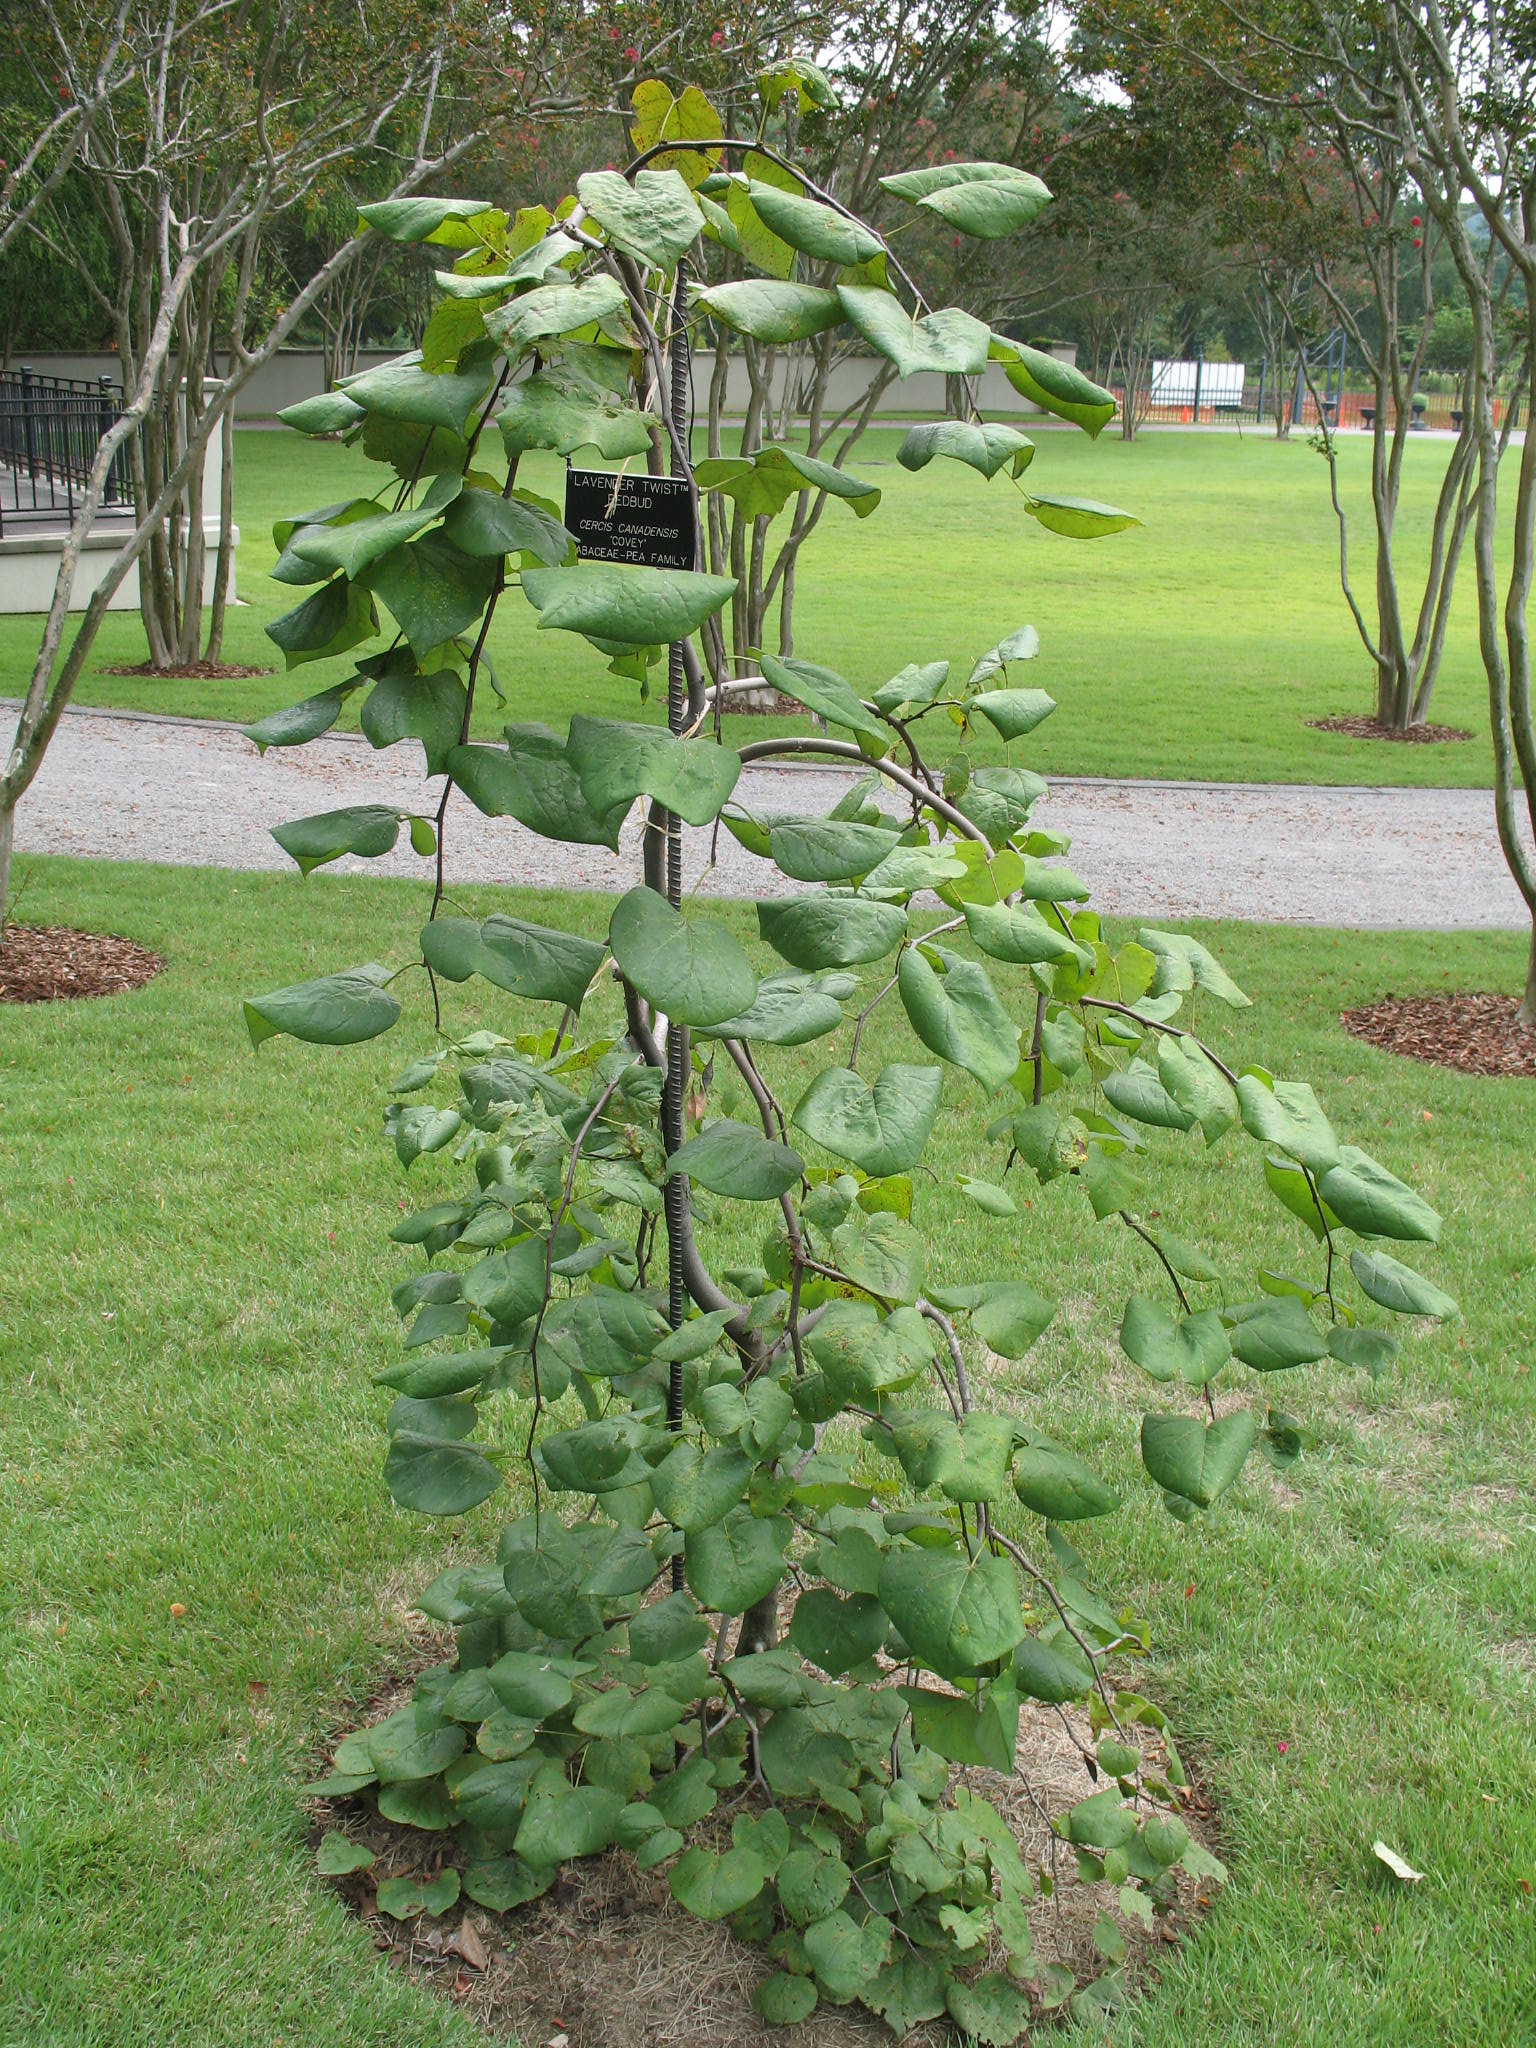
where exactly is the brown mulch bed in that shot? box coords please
[311,1645,1218,2048]
[0,922,164,1004]
[1307,715,1471,744]
[1343,992,1536,1078]
[100,658,272,679]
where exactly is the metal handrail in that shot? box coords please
[0,365,135,536]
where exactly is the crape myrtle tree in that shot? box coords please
[1388,0,1536,1025]
[244,72,1455,2038]
[1216,121,1355,441]
[0,0,510,922]
[1083,0,1510,729]
[0,1,135,265]
[1056,18,1230,441]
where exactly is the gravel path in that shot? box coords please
[10,703,1532,929]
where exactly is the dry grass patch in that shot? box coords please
[309,1661,1218,2047]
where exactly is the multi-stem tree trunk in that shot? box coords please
[1297,314,1477,732]
[1434,190,1536,1027]
[704,318,892,685]
[1297,127,1491,732]
[1241,267,1302,441]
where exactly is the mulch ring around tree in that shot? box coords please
[1306,715,1472,744]
[309,1665,1221,2048]
[0,922,164,1004]
[1343,992,1536,1079]
[99,658,273,679]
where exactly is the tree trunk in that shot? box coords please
[205,399,236,661]
[0,797,14,930]
[1273,335,1291,439]
[1521,925,1536,1034]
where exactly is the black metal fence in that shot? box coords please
[0,366,134,536]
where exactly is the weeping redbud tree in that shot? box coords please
[244,73,1455,2041]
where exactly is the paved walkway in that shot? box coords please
[10,703,1531,929]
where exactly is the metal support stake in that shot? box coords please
[661,262,693,1585]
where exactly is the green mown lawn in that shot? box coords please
[16,422,1512,789]
[1,856,1532,2046]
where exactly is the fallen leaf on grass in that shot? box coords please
[1373,1840,1424,1883]
[446,1917,489,1970]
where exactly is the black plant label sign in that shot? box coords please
[564,468,696,570]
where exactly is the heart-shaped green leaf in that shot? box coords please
[958,908,1067,976]
[1140,1410,1256,1508]
[577,168,704,272]
[669,1843,767,1920]
[991,337,1117,436]
[1012,1442,1120,1520]
[1349,1249,1458,1320]
[792,1063,942,1177]
[758,651,889,741]
[442,486,574,564]
[522,566,737,652]
[753,1973,818,2024]
[1023,491,1141,539]
[375,1869,461,1919]
[746,181,882,263]
[836,287,991,377]
[897,945,1020,1092]
[609,887,757,1025]
[882,159,1051,239]
[969,687,1056,741]
[1236,1074,1340,1173]
[694,279,842,343]
[341,348,497,434]
[803,1908,893,2002]
[367,530,499,659]
[243,966,400,1050]
[1156,1034,1239,1142]
[497,366,654,460]
[448,730,630,850]
[1119,1296,1231,1385]
[768,818,900,882]
[695,445,880,521]
[566,717,741,825]
[666,1119,804,1200]
[485,275,631,357]
[684,1508,791,1611]
[787,1589,889,1676]
[898,419,1034,479]
[877,1546,1024,1677]
[1139,927,1251,1007]
[759,895,907,970]
[1318,1146,1441,1243]
[649,1440,754,1532]
[1222,1297,1328,1371]
[697,972,849,1047]
[420,914,606,1010]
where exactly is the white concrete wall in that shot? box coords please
[13,345,1078,424]
[0,520,238,614]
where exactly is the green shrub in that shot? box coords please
[245,72,1452,2037]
